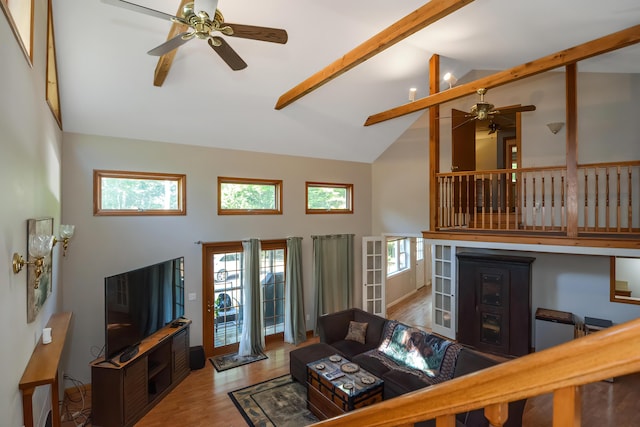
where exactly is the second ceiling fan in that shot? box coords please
[460,88,536,125]
[102,0,288,70]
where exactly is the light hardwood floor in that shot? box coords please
[63,290,640,426]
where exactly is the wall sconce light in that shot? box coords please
[53,224,75,256]
[408,87,417,102]
[547,122,564,134]
[13,234,55,289]
[443,72,457,89]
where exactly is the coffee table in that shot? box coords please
[306,354,383,420]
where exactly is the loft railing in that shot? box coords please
[436,161,640,235]
[310,317,640,427]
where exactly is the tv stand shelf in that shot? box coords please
[91,320,191,427]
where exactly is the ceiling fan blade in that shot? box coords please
[452,116,477,131]
[101,0,187,24]
[492,105,537,115]
[147,32,194,56]
[225,23,288,44]
[208,37,248,70]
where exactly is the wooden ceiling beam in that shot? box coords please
[364,24,640,126]
[153,0,191,87]
[274,0,474,110]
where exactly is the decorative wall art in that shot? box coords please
[27,217,53,323]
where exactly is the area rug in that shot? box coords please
[229,374,318,427]
[210,351,268,372]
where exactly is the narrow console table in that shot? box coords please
[19,311,73,427]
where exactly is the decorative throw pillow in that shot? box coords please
[344,321,368,344]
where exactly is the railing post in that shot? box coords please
[553,385,581,427]
[435,414,457,427]
[485,402,509,427]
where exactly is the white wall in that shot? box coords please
[371,114,429,235]
[60,133,372,384]
[1,2,64,426]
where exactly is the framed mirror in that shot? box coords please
[610,256,640,305]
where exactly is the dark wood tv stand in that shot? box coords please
[91,320,191,427]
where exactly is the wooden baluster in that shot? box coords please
[629,167,633,232]
[523,174,527,230]
[606,168,610,232]
[584,170,589,231]
[485,402,509,427]
[595,170,599,231]
[532,175,537,229]
[466,173,471,227]
[467,173,478,228]
[436,414,457,427]
[553,385,581,427]
[438,177,443,228]
[561,173,565,231]
[551,175,556,230]
[515,170,520,229]
[505,171,510,230]
[541,174,546,231]
[481,173,486,229]
[457,175,463,226]
[489,173,493,229]
[617,166,621,232]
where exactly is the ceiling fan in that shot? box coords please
[101,0,288,70]
[459,88,536,124]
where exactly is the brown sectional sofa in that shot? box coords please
[289,307,526,427]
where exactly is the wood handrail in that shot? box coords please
[311,317,640,427]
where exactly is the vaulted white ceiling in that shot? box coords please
[52,0,640,163]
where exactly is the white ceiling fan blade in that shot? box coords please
[194,0,219,16]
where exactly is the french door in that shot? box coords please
[362,237,385,317]
[432,243,456,339]
[202,240,286,357]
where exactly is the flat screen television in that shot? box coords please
[104,256,185,361]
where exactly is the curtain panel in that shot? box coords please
[284,237,306,345]
[312,234,354,330]
[238,238,264,356]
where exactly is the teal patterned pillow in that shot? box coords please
[378,323,451,377]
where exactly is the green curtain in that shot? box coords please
[284,237,306,345]
[238,238,264,356]
[313,234,354,330]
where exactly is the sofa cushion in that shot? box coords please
[330,339,370,359]
[378,321,458,378]
[344,320,368,344]
[352,351,392,378]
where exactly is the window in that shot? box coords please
[387,238,410,276]
[1,0,33,63]
[46,0,61,128]
[306,182,353,214]
[218,177,282,215]
[416,237,424,261]
[94,170,186,216]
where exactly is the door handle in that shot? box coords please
[206,302,212,313]
[452,165,459,171]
